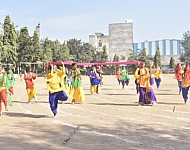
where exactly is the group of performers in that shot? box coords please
[174,63,190,103]
[134,62,162,106]
[46,62,86,117]
[21,61,190,118]
[116,62,162,106]
[2,61,190,118]
[46,63,106,117]
[116,67,130,89]
[133,61,190,105]
[0,66,15,117]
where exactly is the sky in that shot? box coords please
[0,0,190,43]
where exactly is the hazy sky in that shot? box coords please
[0,0,190,43]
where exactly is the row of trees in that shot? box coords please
[179,31,190,63]
[1,15,190,72]
[0,16,109,70]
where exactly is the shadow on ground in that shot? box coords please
[3,112,48,118]
[0,119,189,150]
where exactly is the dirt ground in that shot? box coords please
[0,74,190,150]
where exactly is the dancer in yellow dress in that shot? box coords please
[69,63,85,104]
[153,64,162,89]
[134,62,157,105]
[46,64,68,117]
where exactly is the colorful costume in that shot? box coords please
[120,68,130,89]
[174,65,183,94]
[24,72,37,103]
[134,65,157,105]
[97,67,103,86]
[149,67,155,86]
[181,66,190,103]
[46,66,68,116]
[116,69,121,85]
[88,69,100,94]
[69,68,85,104]
[154,66,162,89]
[57,66,70,102]
[6,70,15,106]
[0,73,7,116]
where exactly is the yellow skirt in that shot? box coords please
[69,87,85,103]
[90,84,100,94]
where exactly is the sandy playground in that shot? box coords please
[0,74,190,150]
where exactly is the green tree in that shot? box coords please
[138,48,153,66]
[127,48,152,72]
[120,55,125,60]
[67,39,96,62]
[42,38,53,62]
[101,45,108,62]
[52,39,61,62]
[127,49,138,62]
[113,54,119,62]
[0,32,3,62]
[67,38,82,62]
[180,31,190,62]
[31,30,42,62]
[58,41,70,61]
[93,45,109,62]
[2,16,18,66]
[78,42,95,62]
[154,47,161,67]
[93,51,102,62]
[169,56,175,69]
[127,49,139,72]
[17,27,31,63]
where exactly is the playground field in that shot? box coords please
[0,74,190,150]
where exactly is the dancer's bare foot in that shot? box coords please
[71,100,75,105]
[138,102,144,106]
[5,107,8,111]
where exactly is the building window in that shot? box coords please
[99,42,102,47]
[162,40,166,55]
[148,42,152,55]
[141,42,145,50]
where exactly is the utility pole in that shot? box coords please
[35,23,40,38]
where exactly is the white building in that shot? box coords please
[109,19,133,61]
[89,33,109,53]
[133,39,181,66]
[89,20,181,66]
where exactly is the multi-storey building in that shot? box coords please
[133,39,181,65]
[89,33,109,53]
[109,20,133,61]
[89,20,133,61]
[89,20,181,66]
